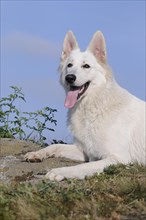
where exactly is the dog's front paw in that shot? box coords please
[24,151,44,162]
[45,167,73,181]
[45,166,85,181]
[45,168,65,181]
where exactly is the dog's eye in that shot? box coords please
[67,63,73,68]
[82,64,90,69]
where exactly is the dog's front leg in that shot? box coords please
[45,155,119,181]
[24,144,85,162]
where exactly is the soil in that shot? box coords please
[0,138,81,185]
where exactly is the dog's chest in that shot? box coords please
[68,106,108,160]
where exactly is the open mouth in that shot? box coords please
[70,81,90,99]
[64,81,90,109]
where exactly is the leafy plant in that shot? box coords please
[0,86,57,145]
[0,86,26,138]
[23,107,57,145]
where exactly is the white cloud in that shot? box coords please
[1,32,61,58]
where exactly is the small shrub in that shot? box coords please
[0,86,57,145]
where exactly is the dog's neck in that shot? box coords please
[67,79,130,121]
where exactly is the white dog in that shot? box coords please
[25,31,146,181]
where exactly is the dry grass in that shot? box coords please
[0,163,146,220]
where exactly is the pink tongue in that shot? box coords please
[64,89,80,108]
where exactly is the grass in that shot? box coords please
[0,164,146,220]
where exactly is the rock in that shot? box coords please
[0,138,81,185]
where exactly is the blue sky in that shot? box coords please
[1,0,145,142]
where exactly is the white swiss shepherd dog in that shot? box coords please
[25,31,146,181]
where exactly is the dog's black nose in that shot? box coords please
[65,74,76,84]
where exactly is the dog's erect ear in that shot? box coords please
[87,31,107,63]
[61,31,78,61]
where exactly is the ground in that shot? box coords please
[0,138,81,184]
[0,138,146,220]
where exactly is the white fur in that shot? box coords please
[25,31,146,181]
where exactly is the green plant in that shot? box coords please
[0,86,26,138]
[23,107,57,145]
[0,86,57,145]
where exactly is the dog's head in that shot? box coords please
[59,31,112,108]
